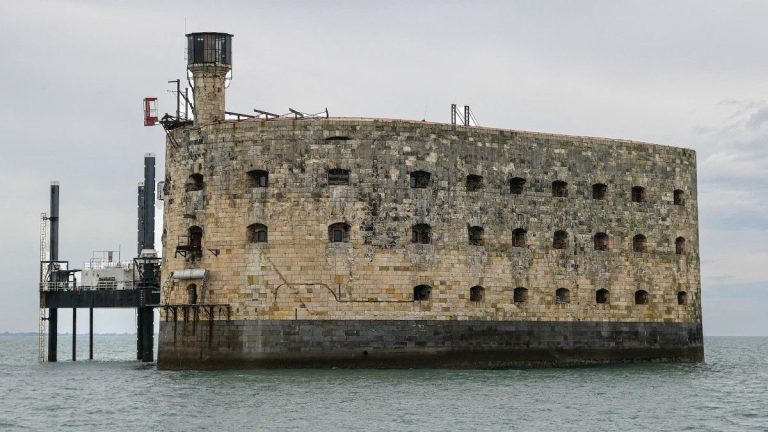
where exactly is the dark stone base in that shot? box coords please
[157,319,704,369]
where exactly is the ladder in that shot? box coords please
[38,212,47,362]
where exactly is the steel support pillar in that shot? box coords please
[138,307,154,362]
[72,308,76,361]
[89,308,93,360]
[47,308,57,362]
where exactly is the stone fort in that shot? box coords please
[157,32,703,368]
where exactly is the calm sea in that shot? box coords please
[0,335,766,431]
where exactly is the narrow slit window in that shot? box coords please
[677,291,688,305]
[328,168,350,186]
[675,237,686,255]
[673,189,685,206]
[187,284,198,305]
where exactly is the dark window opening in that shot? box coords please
[188,225,203,258]
[466,174,484,191]
[677,291,688,305]
[328,222,350,243]
[553,230,568,250]
[635,290,649,305]
[468,226,485,246]
[594,232,609,251]
[413,285,431,301]
[247,170,268,188]
[633,234,647,253]
[676,237,686,255]
[247,223,268,243]
[631,186,646,203]
[513,287,528,304]
[593,183,607,200]
[512,228,527,248]
[509,177,526,194]
[328,168,350,186]
[674,189,685,206]
[187,284,197,305]
[325,136,351,141]
[555,288,570,304]
[596,288,609,304]
[410,171,431,188]
[469,286,485,302]
[552,180,568,198]
[186,173,204,192]
[412,224,431,244]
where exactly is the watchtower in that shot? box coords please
[186,32,233,124]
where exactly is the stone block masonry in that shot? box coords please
[158,117,702,368]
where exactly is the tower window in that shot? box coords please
[466,174,484,191]
[674,189,685,206]
[552,181,568,198]
[596,288,609,304]
[187,284,198,305]
[469,286,485,302]
[555,288,570,304]
[635,290,649,305]
[188,225,203,258]
[592,183,607,200]
[631,186,646,203]
[410,171,431,188]
[512,228,527,248]
[675,237,686,255]
[328,168,350,186]
[247,170,269,188]
[185,173,204,192]
[594,232,609,251]
[412,224,431,244]
[247,223,268,243]
[633,234,647,253]
[468,226,485,246]
[413,285,431,301]
[328,222,350,243]
[553,230,568,250]
[677,291,688,305]
[513,287,528,304]
[509,177,526,194]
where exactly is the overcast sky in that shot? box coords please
[1,0,766,335]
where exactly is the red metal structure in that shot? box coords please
[143,97,158,126]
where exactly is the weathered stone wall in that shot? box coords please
[160,118,701,327]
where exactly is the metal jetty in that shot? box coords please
[38,155,161,362]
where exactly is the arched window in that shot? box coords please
[596,288,609,304]
[468,226,484,246]
[187,284,198,305]
[594,232,609,251]
[512,228,527,248]
[328,168,350,186]
[509,177,526,194]
[633,234,647,252]
[635,290,649,305]
[466,174,483,191]
[188,225,203,258]
[553,230,568,250]
[247,223,268,243]
[246,169,268,188]
[513,287,528,304]
[185,173,204,192]
[675,237,686,255]
[677,291,688,305]
[552,180,568,198]
[555,288,570,304]
[328,222,350,243]
[631,186,646,203]
[469,286,485,302]
[673,189,685,206]
[412,224,431,244]
[410,171,431,188]
[592,183,607,200]
[413,285,431,301]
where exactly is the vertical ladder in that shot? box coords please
[38,212,47,362]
